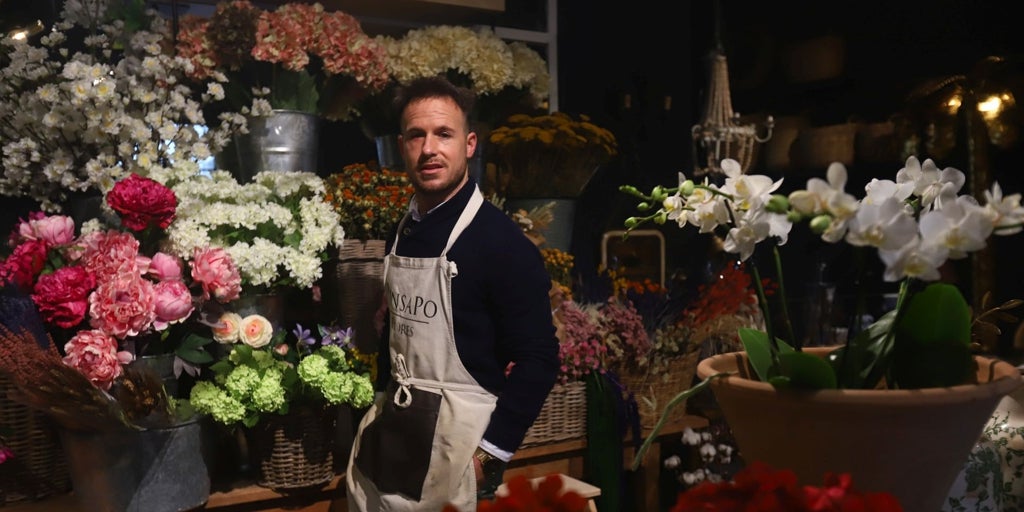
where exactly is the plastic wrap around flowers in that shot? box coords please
[189,316,375,428]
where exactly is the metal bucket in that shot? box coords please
[234,110,320,181]
[60,419,210,512]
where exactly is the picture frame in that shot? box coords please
[600,229,666,287]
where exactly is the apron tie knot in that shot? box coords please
[392,353,413,408]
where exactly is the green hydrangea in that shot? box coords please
[250,368,287,413]
[190,381,247,425]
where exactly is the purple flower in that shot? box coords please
[320,325,355,348]
[293,324,316,347]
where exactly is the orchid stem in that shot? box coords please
[749,262,777,355]
[771,245,796,350]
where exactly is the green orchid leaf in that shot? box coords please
[895,283,972,347]
[739,327,796,381]
[767,375,792,388]
[777,350,838,389]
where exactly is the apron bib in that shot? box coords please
[348,187,497,512]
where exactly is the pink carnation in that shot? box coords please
[106,173,178,232]
[0,239,48,291]
[31,266,96,329]
[88,273,156,339]
[63,329,133,391]
[152,280,195,330]
[191,247,242,303]
[81,230,140,283]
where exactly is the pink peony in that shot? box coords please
[0,239,48,291]
[9,211,46,245]
[239,314,273,348]
[31,266,96,328]
[148,252,183,281]
[63,329,134,390]
[191,247,241,302]
[152,280,195,330]
[106,173,178,231]
[27,215,75,246]
[81,230,140,283]
[88,273,156,339]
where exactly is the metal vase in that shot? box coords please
[233,110,320,182]
[60,419,210,512]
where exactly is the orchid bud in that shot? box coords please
[765,194,790,214]
[625,217,640,229]
[637,201,651,211]
[679,180,695,196]
[809,214,832,234]
[787,210,803,224]
[654,211,668,224]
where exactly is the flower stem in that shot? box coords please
[771,245,796,350]
[748,262,777,354]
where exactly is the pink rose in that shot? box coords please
[191,247,241,303]
[62,329,134,391]
[148,252,183,281]
[273,343,290,356]
[88,273,156,339]
[212,312,242,344]
[106,173,178,231]
[0,240,47,292]
[31,266,96,328]
[239,314,273,348]
[152,280,195,330]
[29,215,75,246]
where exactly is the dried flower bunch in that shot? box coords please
[489,112,618,198]
[553,299,607,384]
[0,0,243,210]
[176,0,390,120]
[322,162,414,241]
[0,174,245,387]
[188,319,375,427]
[164,170,345,292]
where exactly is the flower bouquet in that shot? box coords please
[322,162,414,242]
[0,0,243,211]
[619,156,1024,509]
[176,0,389,121]
[358,25,550,137]
[489,112,618,198]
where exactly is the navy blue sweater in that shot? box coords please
[377,180,559,453]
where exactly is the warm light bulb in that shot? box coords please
[945,96,962,114]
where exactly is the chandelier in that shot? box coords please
[691,44,774,177]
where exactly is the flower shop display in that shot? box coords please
[188,317,375,488]
[358,24,550,138]
[0,0,244,211]
[489,112,618,199]
[669,460,903,512]
[619,156,1024,510]
[162,170,345,295]
[176,0,389,122]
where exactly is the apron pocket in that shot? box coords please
[354,386,441,500]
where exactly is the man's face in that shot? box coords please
[399,96,477,212]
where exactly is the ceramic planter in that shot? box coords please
[696,347,1022,511]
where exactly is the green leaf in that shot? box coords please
[178,333,213,351]
[176,347,214,365]
[738,327,795,381]
[777,350,837,389]
[895,282,972,347]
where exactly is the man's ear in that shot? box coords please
[466,131,478,159]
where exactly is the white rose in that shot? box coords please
[213,312,242,344]
[239,314,273,348]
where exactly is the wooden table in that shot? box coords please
[6,415,707,512]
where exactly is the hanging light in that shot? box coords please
[691,2,773,178]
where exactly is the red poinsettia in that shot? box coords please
[671,461,903,512]
[442,474,590,512]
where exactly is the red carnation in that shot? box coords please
[31,265,96,328]
[106,173,178,231]
[0,239,48,291]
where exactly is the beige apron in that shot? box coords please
[347,186,497,512]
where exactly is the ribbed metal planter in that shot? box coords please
[233,110,319,181]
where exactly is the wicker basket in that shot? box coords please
[322,240,386,353]
[0,375,71,504]
[615,349,702,431]
[250,405,336,489]
[520,381,587,448]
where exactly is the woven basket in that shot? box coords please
[520,381,587,448]
[615,349,702,431]
[322,240,386,353]
[0,375,71,504]
[250,405,336,489]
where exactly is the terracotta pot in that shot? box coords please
[696,347,1022,511]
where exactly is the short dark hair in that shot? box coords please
[393,76,477,129]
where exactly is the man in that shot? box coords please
[346,76,559,511]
